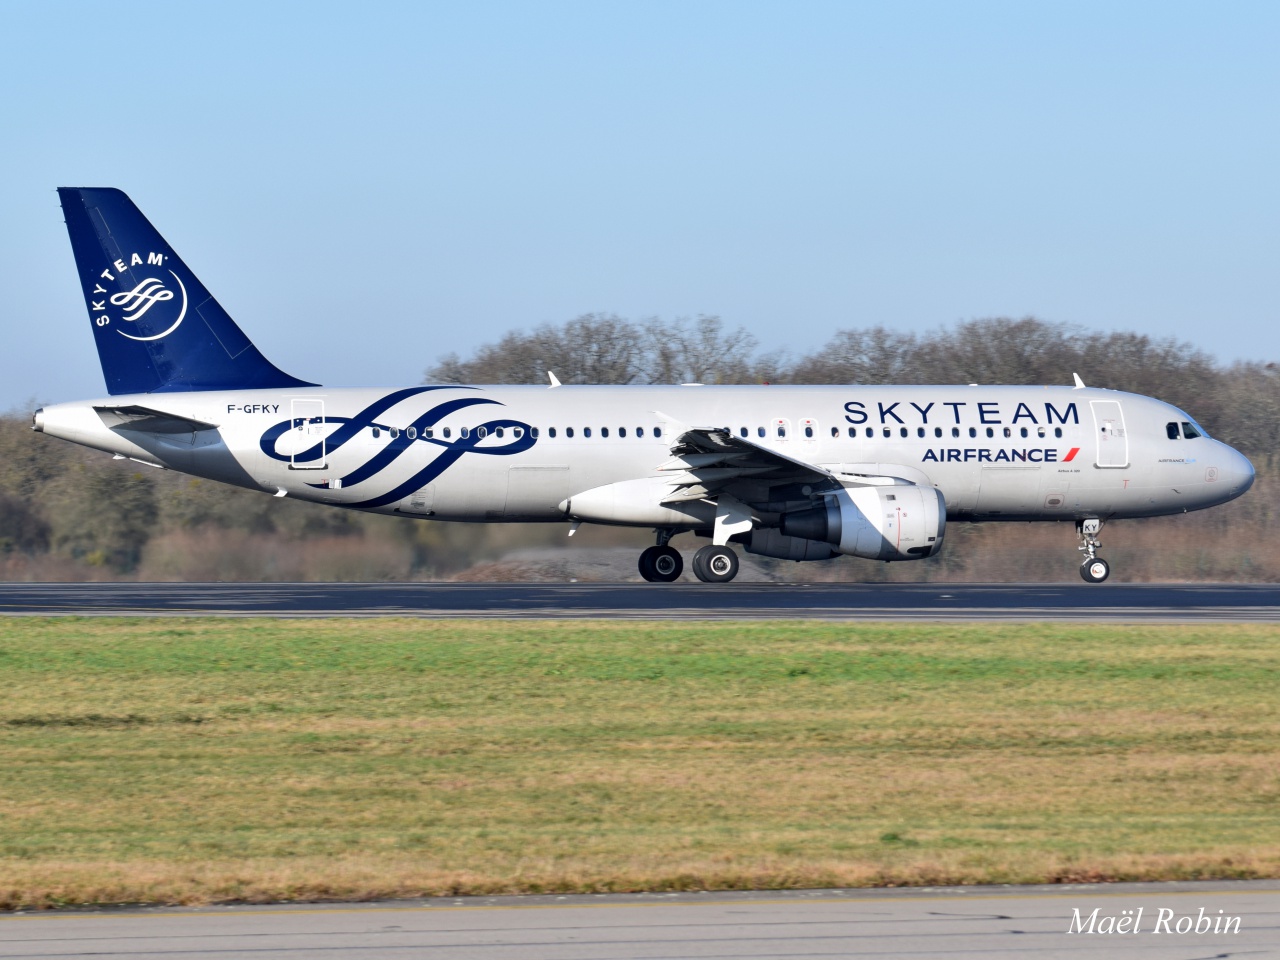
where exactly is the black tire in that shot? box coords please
[1080,557,1110,583]
[638,546,659,582]
[650,545,683,582]
[693,545,739,583]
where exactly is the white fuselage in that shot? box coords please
[35,383,1255,527]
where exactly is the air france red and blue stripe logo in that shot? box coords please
[922,446,1080,464]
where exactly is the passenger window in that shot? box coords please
[443,427,451,438]
[584,427,592,438]
[1182,421,1202,439]
[849,427,857,438]
[952,427,960,438]
[529,427,538,438]
[1054,427,1063,438]
[477,426,487,439]
[654,427,662,438]
[1037,426,1046,438]
[601,427,609,438]
[512,427,521,438]
[1003,427,1012,438]
[566,427,574,438]
[986,427,994,438]
[757,426,766,438]
[407,426,418,440]
[390,428,400,439]
[496,427,505,438]
[883,428,891,438]
[741,427,749,438]
[372,427,381,438]
[866,427,873,438]
[773,418,789,439]
[831,426,839,438]
[424,427,434,439]
[900,427,908,438]
[547,427,556,438]
[1166,422,1180,439]
[636,427,644,438]
[968,427,977,438]
[1019,427,1027,438]
[917,427,925,438]
[460,427,470,439]
[619,427,627,438]
[934,427,942,438]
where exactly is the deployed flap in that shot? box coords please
[94,404,219,435]
[659,426,833,502]
[661,427,931,505]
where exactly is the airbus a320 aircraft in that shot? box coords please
[34,189,1255,583]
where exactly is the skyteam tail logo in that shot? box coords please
[89,251,189,341]
[259,387,537,509]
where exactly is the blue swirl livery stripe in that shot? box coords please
[337,396,498,487]
[258,387,538,510]
[259,386,459,465]
[345,415,536,509]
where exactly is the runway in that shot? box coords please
[0,581,1277,620]
[1,882,1277,959]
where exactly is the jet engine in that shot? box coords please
[743,528,838,561]
[780,484,945,561]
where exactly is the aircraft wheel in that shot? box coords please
[1080,557,1111,583]
[650,545,683,582]
[693,545,739,583]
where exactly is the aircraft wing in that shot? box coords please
[94,405,219,435]
[659,426,834,503]
[660,426,934,504]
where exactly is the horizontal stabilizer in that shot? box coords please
[94,404,219,435]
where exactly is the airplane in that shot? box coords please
[33,188,1255,584]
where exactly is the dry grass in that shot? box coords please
[0,619,1277,908]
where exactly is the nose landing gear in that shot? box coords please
[1077,519,1110,583]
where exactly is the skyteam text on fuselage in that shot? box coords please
[34,188,1256,583]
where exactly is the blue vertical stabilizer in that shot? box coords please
[57,188,315,395]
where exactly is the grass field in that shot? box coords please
[0,618,1277,908]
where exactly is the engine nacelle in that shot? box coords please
[743,528,838,561]
[781,484,945,561]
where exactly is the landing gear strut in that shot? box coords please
[692,544,740,583]
[639,531,683,582]
[1077,519,1110,583]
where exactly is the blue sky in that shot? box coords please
[3,1,1277,406]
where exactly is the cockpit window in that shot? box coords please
[1181,421,1202,439]
[1166,422,1180,440]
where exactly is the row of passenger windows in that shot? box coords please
[370,425,665,440]
[827,425,1063,439]
[368,423,1064,441]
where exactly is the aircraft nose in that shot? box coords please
[1219,443,1255,496]
[1233,448,1256,494]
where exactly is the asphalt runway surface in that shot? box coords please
[0,581,1278,620]
[2,882,1277,959]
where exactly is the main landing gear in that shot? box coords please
[1077,518,1110,583]
[637,531,741,583]
[638,544,683,582]
[691,544,739,583]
